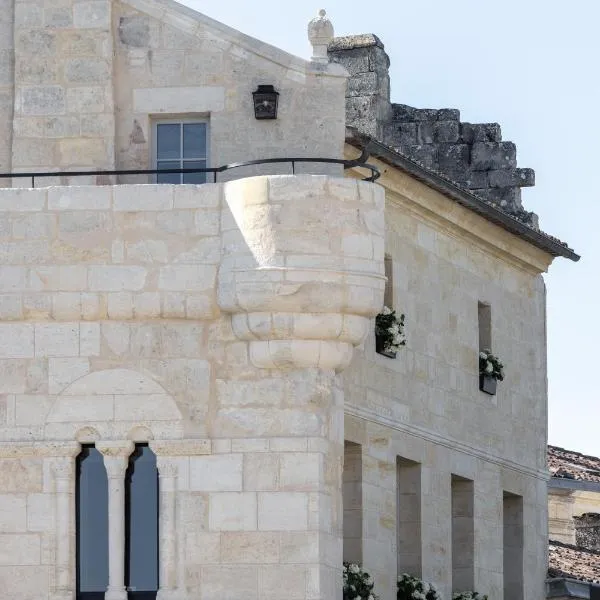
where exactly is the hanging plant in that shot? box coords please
[343,562,378,600]
[479,349,504,395]
[375,306,406,358]
[453,593,488,600]
[397,573,440,600]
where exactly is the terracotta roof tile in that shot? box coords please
[548,445,600,483]
[549,540,600,584]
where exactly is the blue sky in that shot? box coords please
[185,1,598,456]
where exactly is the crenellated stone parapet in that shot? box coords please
[218,175,385,371]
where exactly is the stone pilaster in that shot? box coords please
[98,441,134,600]
[50,445,81,600]
[155,456,180,600]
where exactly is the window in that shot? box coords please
[76,445,109,600]
[384,255,394,308]
[503,492,524,600]
[397,457,422,578]
[451,475,474,593]
[343,441,363,564]
[125,444,159,600]
[478,301,492,352]
[154,121,208,184]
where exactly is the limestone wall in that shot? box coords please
[341,161,551,599]
[0,0,348,182]
[0,175,384,600]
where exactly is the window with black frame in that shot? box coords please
[154,121,208,184]
[76,445,109,600]
[125,444,159,600]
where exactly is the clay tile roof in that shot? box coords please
[549,540,600,584]
[548,445,600,483]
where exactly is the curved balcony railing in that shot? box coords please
[0,151,380,188]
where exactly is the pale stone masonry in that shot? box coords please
[0,2,579,600]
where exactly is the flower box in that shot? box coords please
[479,374,497,395]
[376,336,397,359]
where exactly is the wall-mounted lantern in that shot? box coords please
[252,85,279,120]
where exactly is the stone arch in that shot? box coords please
[75,426,101,443]
[127,425,155,442]
[45,369,183,440]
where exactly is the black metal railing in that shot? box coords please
[0,152,380,188]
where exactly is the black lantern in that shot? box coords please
[252,85,279,120]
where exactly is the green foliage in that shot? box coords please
[479,349,504,381]
[343,563,378,600]
[375,306,406,353]
[397,573,440,600]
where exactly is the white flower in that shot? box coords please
[382,306,392,315]
[479,351,487,359]
[485,362,493,373]
[349,564,360,574]
[365,576,373,586]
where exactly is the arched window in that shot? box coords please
[76,445,109,600]
[125,444,159,600]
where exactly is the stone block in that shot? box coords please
[200,566,258,600]
[0,461,42,493]
[119,15,150,48]
[0,566,50,599]
[0,190,46,212]
[26,494,54,533]
[88,266,147,292]
[65,58,110,84]
[34,323,79,357]
[190,455,243,491]
[259,565,307,600]
[221,531,280,563]
[114,185,173,211]
[73,1,111,29]
[488,167,535,188]
[279,453,322,491]
[20,86,65,116]
[460,122,502,143]
[0,495,27,532]
[184,531,220,564]
[58,139,108,167]
[258,492,308,531]
[209,492,257,531]
[48,186,111,211]
[49,358,89,394]
[244,453,279,491]
[0,325,34,358]
[471,141,517,171]
[434,120,460,143]
[0,534,41,565]
[438,144,470,173]
[158,265,216,292]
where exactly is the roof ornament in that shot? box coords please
[308,9,334,63]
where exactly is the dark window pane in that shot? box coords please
[77,446,109,596]
[156,124,180,160]
[183,123,206,158]
[183,160,207,184]
[126,445,158,597]
[157,161,181,184]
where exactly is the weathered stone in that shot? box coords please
[434,120,460,143]
[438,144,470,173]
[118,15,150,48]
[461,122,502,143]
[488,167,535,188]
[400,144,438,170]
[471,141,517,171]
[20,86,65,116]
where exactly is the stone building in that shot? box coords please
[547,446,600,598]
[0,2,579,600]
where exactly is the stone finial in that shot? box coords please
[308,9,334,63]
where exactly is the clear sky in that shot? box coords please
[183,0,598,456]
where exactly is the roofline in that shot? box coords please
[546,578,600,598]
[549,477,600,493]
[123,0,348,78]
[346,129,580,262]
